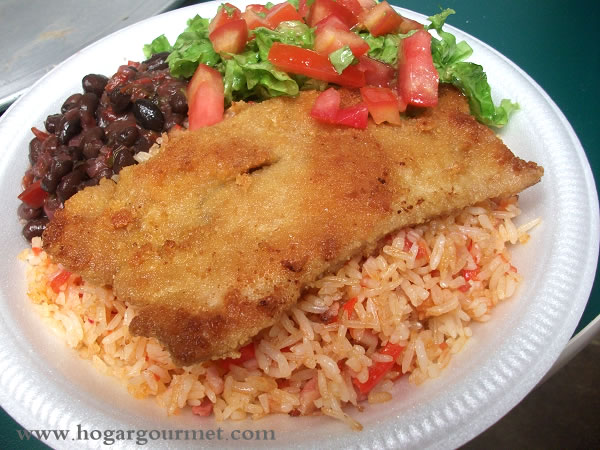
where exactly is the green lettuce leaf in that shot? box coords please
[293,74,329,91]
[221,51,299,104]
[427,9,517,127]
[164,15,220,78]
[359,32,400,65]
[252,21,315,61]
[143,35,173,59]
[427,9,472,68]
[441,62,519,127]
[359,30,417,65]
[329,46,355,74]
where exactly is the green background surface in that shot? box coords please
[1,1,598,448]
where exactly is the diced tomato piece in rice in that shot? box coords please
[50,270,71,293]
[192,398,214,416]
[353,342,404,394]
[218,342,256,370]
[341,297,358,317]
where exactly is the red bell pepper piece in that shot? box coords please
[353,342,404,394]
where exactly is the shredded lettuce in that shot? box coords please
[427,9,518,127]
[329,46,355,74]
[222,51,299,104]
[359,31,416,66]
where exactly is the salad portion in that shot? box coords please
[145,0,517,129]
[16,1,517,242]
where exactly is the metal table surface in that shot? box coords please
[0,0,597,448]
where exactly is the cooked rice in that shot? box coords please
[19,195,536,430]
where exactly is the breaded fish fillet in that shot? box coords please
[43,86,543,365]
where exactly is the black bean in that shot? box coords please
[23,218,49,241]
[52,154,74,177]
[32,151,52,179]
[105,121,129,146]
[41,155,73,193]
[96,167,113,180]
[83,141,103,159]
[79,92,99,113]
[112,146,136,174]
[164,113,185,130]
[65,145,84,161]
[85,157,108,178]
[79,109,96,130]
[56,166,86,202]
[169,92,188,114]
[43,196,62,221]
[44,114,63,134]
[115,126,139,146]
[82,74,108,97]
[82,126,104,144]
[41,135,59,155]
[109,88,131,113]
[17,203,42,221]
[133,99,164,131]
[57,109,82,144]
[132,137,151,154]
[143,52,170,71]
[61,93,82,113]
[28,138,43,165]
[41,171,60,193]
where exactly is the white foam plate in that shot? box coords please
[0,2,597,448]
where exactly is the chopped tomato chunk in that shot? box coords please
[243,7,270,30]
[208,3,243,34]
[461,268,479,281]
[218,342,256,370]
[397,29,439,107]
[265,2,304,28]
[310,88,368,129]
[268,42,365,88]
[335,102,368,128]
[192,398,214,416]
[359,1,404,37]
[353,342,404,394]
[18,180,48,208]
[298,0,311,18]
[360,86,401,124]
[356,56,395,87]
[357,0,376,10]
[187,64,225,130]
[245,3,269,14]
[337,0,364,19]
[314,14,351,33]
[308,0,358,28]
[50,270,71,293]
[209,19,249,54]
[341,297,358,316]
[397,16,423,34]
[314,27,369,57]
[310,87,341,124]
